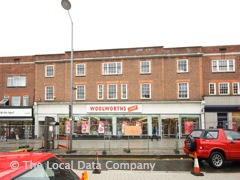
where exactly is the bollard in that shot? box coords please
[174,139,179,154]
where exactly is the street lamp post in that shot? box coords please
[61,0,76,153]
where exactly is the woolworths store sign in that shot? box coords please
[87,105,142,113]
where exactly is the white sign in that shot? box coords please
[0,108,32,117]
[87,105,142,113]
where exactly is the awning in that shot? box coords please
[205,105,240,112]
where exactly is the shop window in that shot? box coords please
[181,117,199,135]
[232,113,240,131]
[217,113,228,129]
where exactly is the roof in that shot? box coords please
[0,152,55,179]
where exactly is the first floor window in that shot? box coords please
[76,85,85,100]
[12,96,21,106]
[108,84,117,99]
[141,83,151,99]
[45,86,54,100]
[209,83,216,95]
[178,82,189,99]
[23,96,29,106]
[233,82,240,95]
[121,84,127,99]
[219,83,229,95]
[98,84,104,100]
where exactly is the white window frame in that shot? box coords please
[233,82,240,95]
[107,84,118,99]
[98,84,104,100]
[76,85,85,100]
[212,59,235,72]
[102,62,122,75]
[219,83,230,95]
[45,65,54,77]
[76,64,86,76]
[121,84,128,99]
[12,96,21,106]
[7,76,26,87]
[140,61,151,74]
[177,59,188,73]
[209,83,216,95]
[178,82,189,99]
[45,86,54,100]
[140,83,151,99]
[23,95,29,106]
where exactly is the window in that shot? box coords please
[76,85,85,100]
[103,62,122,75]
[209,83,216,95]
[12,96,21,106]
[7,76,26,87]
[45,86,54,100]
[177,59,188,73]
[108,84,117,99]
[178,82,189,99]
[212,59,235,72]
[140,61,151,74]
[219,83,229,95]
[121,84,128,99]
[233,82,240,95]
[23,96,29,106]
[98,84,104,100]
[45,65,54,77]
[76,64,86,76]
[141,83,151,99]
[204,131,218,139]
[0,96,9,106]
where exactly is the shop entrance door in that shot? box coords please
[162,118,178,138]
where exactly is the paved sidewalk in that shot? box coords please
[0,138,185,156]
[73,170,240,180]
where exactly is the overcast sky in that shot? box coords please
[0,0,239,57]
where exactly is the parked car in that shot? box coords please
[184,129,240,168]
[0,152,80,180]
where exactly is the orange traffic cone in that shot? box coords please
[93,152,101,174]
[191,152,204,176]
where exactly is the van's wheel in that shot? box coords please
[185,135,196,152]
[209,151,225,168]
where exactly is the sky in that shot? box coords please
[0,0,240,57]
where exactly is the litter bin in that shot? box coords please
[44,116,59,151]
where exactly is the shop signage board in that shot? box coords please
[87,105,142,113]
[0,108,32,117]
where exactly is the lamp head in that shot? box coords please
[61,0,71,10]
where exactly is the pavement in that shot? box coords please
[73,170,240,180]
[0,137,186,157]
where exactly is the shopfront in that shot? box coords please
[0,107,34,139]
[35,102,202,139]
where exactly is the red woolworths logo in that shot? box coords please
[128,105,138,112]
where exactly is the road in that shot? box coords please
[61,157,240,173]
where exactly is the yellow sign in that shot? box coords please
[124,126,141,136]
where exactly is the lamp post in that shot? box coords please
[61,0,75,153]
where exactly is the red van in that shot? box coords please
[0,152,80,180]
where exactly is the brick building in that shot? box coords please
[0,45,239,139]
[0,56,35,138]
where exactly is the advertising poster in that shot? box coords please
[98,121,105,133]
[122,121,128,134]
[81,121,89,133]
[184,121,193,134]
[65,121,70,134]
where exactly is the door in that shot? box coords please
[162,118,178,138]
